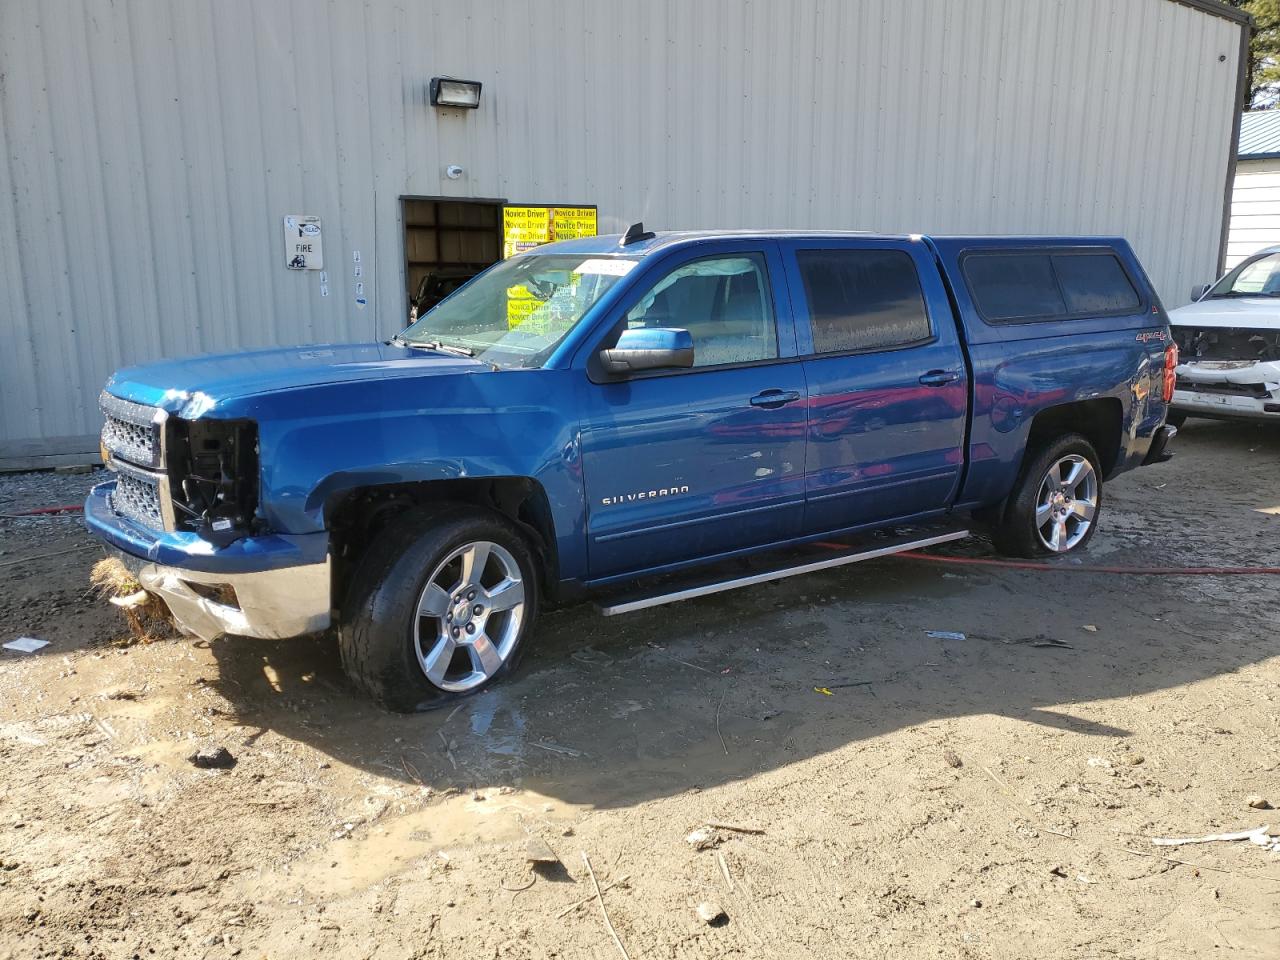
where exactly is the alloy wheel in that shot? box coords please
[413,540,526,692]
[1034,454,1098,553]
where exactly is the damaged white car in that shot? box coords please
[1169,247,1280,426]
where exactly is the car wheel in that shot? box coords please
[993,433,1103,559]
[338,505,539,712]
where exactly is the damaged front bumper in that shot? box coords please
[1172,359,1280,421]
[86,481,331,642]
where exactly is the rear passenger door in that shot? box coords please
[780,238,969,532]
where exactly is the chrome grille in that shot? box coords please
[110,466,165,530]
[100,392,163,469]
[100,391,171,531]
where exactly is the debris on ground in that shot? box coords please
[2,636,49,654]
[703,820,765,835]
[89,558,174,643]
[525,836,560,863]
[813,686,834,696]
[943,749,963,769]
[685,827,723,850]
[98,686,142,701]
[1150,825,1280,853]
[1246,796,1273,810]
[1082,624,1099,632]
[696,901,728,925]
[925,630,967,641]
[188,746,237,770]
[530,740,585,758]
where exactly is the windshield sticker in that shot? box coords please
[575,259,636,277]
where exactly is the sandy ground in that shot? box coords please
[1,420,1278,960]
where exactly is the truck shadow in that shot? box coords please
[205,520,1276,811]
[202,417,1280,810]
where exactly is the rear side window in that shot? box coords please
[964,255,1065,320]
[963,250,1141,322]
[1053,254,1140,313]
[796,249,931,354]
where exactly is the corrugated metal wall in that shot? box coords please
[0,0,1244,458]
[1226,158,1280,268]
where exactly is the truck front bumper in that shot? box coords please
[86,481,331,642]
[1172,359,1280,421]
[111,550,330,642]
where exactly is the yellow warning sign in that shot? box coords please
[502,206,597,258]
[550,207,597,241]
[503,205,598,327]
[502,206,551,259]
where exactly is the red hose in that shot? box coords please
[895,550,1280,576]
[1,504,83,517]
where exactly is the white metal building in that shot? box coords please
[1225,110,1280,269]
[0,0,1250,468]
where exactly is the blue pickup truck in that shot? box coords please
[87,227,1178,710]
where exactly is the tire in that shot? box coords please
[338,504,540,712]
[1165,410,1187,429]
[993,433,1103,559]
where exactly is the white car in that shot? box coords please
[1168,246,1280,426]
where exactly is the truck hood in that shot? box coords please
[105,342,487,415]
[1169,298,1280,330]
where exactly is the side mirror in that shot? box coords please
[1191,283,1212,302]
[599,327,694,374]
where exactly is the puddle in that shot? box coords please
[258,787,581,901]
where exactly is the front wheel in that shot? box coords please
[993,434,1103,558]
[339,506,540,712]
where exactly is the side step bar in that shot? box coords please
[598,529,969,616]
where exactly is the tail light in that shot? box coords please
[1162,342,1178,403]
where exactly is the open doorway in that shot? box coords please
[401,197,504,323]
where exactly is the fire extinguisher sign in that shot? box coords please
[283,215,324,270]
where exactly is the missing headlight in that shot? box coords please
[166,418,259,545]
[1173,326,1280,362]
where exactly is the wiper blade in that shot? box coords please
[423,340,475,357]
[397,338,475,357]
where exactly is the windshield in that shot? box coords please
[399,253,639,367]
[1207,252,1280,298]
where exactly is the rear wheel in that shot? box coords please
[993,434,1102,558]
[338,505,539,712]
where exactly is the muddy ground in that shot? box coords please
[1,420,1278,960]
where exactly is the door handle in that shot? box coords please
[919,370,960,387]
[750,389,801,409]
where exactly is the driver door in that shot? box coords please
[577,242,808,580]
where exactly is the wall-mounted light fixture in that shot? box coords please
[429,77,482,109]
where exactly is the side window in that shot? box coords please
[795,249,931,354]
[964,250,1143,321]
[964,254,1065,320]
[623,254,777,368]
[1052,254,1140,313]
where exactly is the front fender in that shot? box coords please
[235,369,589,579]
